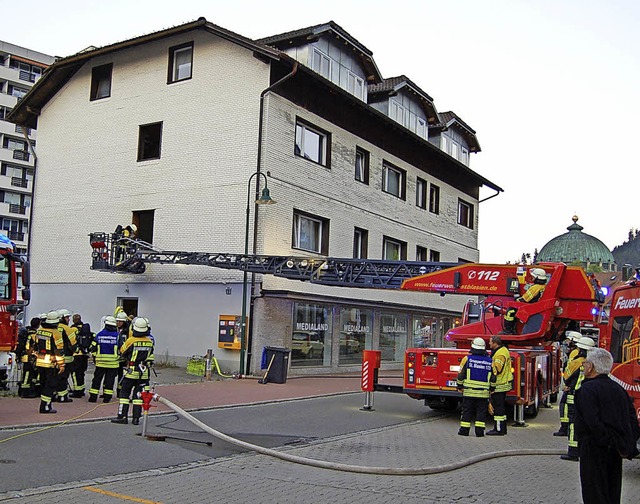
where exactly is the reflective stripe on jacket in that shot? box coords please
[457,354,494,398]
[491,345,513,393]
[91,329,120,368]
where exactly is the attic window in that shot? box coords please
[311,48,331,79]
[90,63,112,101]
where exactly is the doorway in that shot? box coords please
[117,297,138,318]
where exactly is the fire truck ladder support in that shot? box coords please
[152,395,564,475]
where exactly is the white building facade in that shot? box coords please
[10,19,501,374]
[0,41,54,262]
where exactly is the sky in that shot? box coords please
[3,0,638,264]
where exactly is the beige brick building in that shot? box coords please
[10,19,501,374]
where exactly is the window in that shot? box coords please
[137,122,163,161]
[457,199,475,229]
[8,85,28,99]
[355,148,369,184]
[382,236,407,260]
[311,48,331,79]
[430,249,440,262]
[429,184,440,214]
[451,142,458,160]
[416,246,428,261]
[295,120,329,167]
[416,177,427,209]
[416,118,427,139]
[2,138,27,151]
[441,136,448,153]
[390,99,405,125]
[460,146,469,165]
[168,42,193,83]
[291,303,331,367]
[347,71,364,100]
[90,63,112,101]
[382,162,406,199]
[293,210,329,254]
[132,210,155,244]
[353,227,368,259]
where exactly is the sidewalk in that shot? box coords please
[0,366,364,429]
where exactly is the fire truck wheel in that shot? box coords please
[426,397,458,412]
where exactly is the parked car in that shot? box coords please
[291,331,324,359]
[339,332,362,355]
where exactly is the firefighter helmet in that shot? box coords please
[529,268,547,281]
[132,317,149,333]
[104,316,117,327]
[57,308,71,319]
[565,331,582,342]
[38,313,47,320]
[471,337,486,350]
[576,336,596,350]
[115,311,128,322]
[45,310,60,324]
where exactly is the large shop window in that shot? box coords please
[339,307,372,366]
[380,312,408,362]
[412,315,451,348]
[291,303,331,367]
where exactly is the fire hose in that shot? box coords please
[153,395,565,476]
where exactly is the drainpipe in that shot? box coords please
[247,61,298,372]
[479,187,501,203]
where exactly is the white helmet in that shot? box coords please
[576,336,596,350]
[471,337,486,350]
[57,308,71,319]
[104,315,117,327]
[530,268,547,281]
[45,310,60,325]
[565,331,582,343]
[115,311,128,322]
[38,313,47,320]
[132,317,149,333]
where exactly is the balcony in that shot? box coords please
[8,203,26,215]
[0,175,31,193]
[5,230,24,241]
[11,177,28,188]
[18,70,37,83]
[12,150,29,161]
[14,124,31,136]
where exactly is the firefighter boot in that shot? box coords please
[486,420,506,436]
[475,426,485,437]
[88,393,98,403]
[103,394,112,403]
[39,400,57,414]
[111,403,129,424]
[131,405,142,425]
[553,423,568,437]
[457,427,470,436]
[57,394,73,403]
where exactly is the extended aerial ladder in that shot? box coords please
[89,231,458,287]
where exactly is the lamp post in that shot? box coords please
[240,171,275,375]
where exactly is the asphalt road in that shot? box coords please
[0,392,444,494]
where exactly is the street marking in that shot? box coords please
[83,486,162,503]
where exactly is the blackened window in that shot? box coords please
[137,122,163,161]
[132,210,155,244]
[90,63,113,101]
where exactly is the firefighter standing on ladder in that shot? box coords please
[502,267,548,334]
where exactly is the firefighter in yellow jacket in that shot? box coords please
[486,335,513,435]
[457,337,496,437]
[112,317,154,425]
[35,311,66,414]
[554,330,581,437]
[55,308,78,403]
[561,335,596,461]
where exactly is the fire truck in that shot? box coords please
[89,231,637,421]
[0,234,31,388]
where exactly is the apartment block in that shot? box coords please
[0,41,54,263]
[9,19,501,374]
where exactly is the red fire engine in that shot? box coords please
[0,234,31,388]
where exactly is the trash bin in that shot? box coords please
[263,346,290,384]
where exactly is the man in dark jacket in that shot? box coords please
[574,348,640,504]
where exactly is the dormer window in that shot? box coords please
[390,99,406,126]
[347,71,364,100]
[311,48,331,79]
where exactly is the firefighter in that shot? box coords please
[17,317,41,398]
[561,335,596,461]
[114,224,137,264]
[55,308,78,403]
[501,267,548,334]
[69,313,93,397]
[88,316,119,403]
[486,335,513,436]
[456,337,496,437]
[554,330,582,437]
[115,310,130,393]
[112,317,154,425]
[35,311,66,413]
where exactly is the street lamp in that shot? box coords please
[240,171,276,375]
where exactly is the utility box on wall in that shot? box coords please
[218,315,244,350]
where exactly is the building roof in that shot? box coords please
[368,75,438,124]
[432,111,481,153]
[257,21,383,83]
[8,17,281,129]
[537,216,615,265]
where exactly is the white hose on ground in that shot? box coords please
[157,396,565,475]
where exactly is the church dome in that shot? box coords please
[537,216,615,271]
